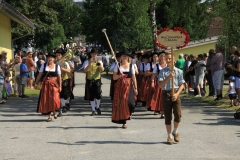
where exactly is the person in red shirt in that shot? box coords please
[26,52,35,89]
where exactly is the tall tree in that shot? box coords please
[155,0,211,40]
[81,0,152,52]
[210,0,240,53]
[149,0,162,52]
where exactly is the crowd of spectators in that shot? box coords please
[175,45,240,104]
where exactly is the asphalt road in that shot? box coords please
[0,71,239,160]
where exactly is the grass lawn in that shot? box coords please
[181,86,240,111]
[25,88,40,96]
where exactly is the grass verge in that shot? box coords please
[181,86,239,111]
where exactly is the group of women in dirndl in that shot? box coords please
[110,49,167,128]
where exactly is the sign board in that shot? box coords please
[155,27,190,49]
[157,30,186,47]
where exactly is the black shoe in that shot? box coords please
[97,108,101,115]
[57,112,62,117]
[90,111,96,116]
[142,102,146,107]
[200,89,206,96]
[21,95,29,98]
[62,107,67,113]
[66,103,70,111]
[194,88,198,96]
[214,96,220,101]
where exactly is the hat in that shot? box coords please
[55,48,65,55]
[229,76,235,81]
[142,53,150,59]
[151,52,160,57]
[22,57,27,60]
[119,49,133,58]
[159,50,166,55]
[116,53,121,58]
[90,48,98,54]
[46,52,56,58]
[131,51,136,56]
[1,50,7,54]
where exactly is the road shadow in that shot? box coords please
[47,140,163,146]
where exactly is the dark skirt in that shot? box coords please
[137,75,148,102]
[145,76,154,109]
[112,77,135,124]
[150,84,163,112]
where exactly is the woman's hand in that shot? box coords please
[151,81,155,88]
[134,88,138,95]
[59,87,62,92]
[34,83,38,89]
[227,64,233,69]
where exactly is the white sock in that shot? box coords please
[168,133,173,138]
[66,98,70,104]
[96,99,101,108]
[90,101,95,111]
[60,98,67,107]
[173,128,178,134]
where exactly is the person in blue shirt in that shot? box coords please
[20,57,29,98]
[158,52,185,145]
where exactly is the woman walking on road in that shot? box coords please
[111,49,138,129]
[35,52,62,122]
[150,52,167,117]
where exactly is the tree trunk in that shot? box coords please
[149,0,160,53]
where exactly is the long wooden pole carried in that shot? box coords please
[102,28,125,83]
[102,28,118,65]
[171,47,174,95]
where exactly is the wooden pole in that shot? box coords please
[171,47,174,95]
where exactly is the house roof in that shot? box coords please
[0,0,35,29]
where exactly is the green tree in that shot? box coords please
[209,0,240,53]
[7,0,62,50]
[81,0,152,52]
[155,0,211,41]
[49,0,82,39]
[48,23,66,50]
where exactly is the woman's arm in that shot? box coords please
[151,73,156,87]
[144,70,152,77]
[58,74,62,92]
[35,72,43,84]
[132,74,138,95]
[228,62,240,72]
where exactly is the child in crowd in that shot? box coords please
[225,76,237,106]
[4,71,12,100]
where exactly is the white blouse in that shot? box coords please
[39,63,61,75]
[113,64,135,74]
[153,63,167,74]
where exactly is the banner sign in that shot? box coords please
[155,27,190,49]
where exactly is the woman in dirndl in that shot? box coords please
[35,52,62,122]
[150,52,167,118]
[145,52,159,110]
[112,49,138,129]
